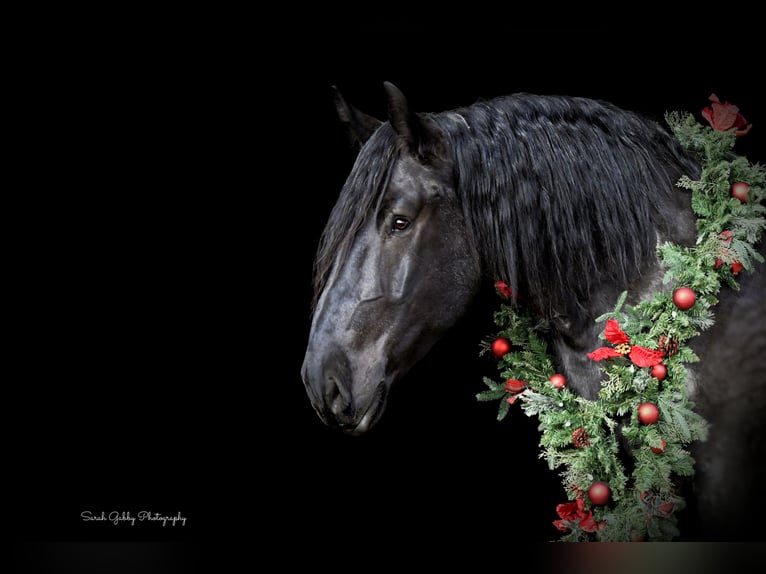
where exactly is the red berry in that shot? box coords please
[650,438,667,453]
[549,373,567,389]
[731,181,750,203]
[491,338,511,359]
[672,287,696,311]
[638,402,660,425]
[650,363,667,381]
[588,481,611,506]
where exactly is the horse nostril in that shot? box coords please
[326,373,354,419]
[331,393,349,417]
[303,346,359,427]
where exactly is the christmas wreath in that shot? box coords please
[477,95,764,541]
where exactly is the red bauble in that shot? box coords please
[672,287,696,311]
[731,181,750,203]
[549,373,567,389]
[650,438,667,453]
[638,402,660,425]
[650,363,667,381]
[588,481,611,506]
[491,338,511,359]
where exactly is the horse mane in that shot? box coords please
[312,124,400,308]
[314,93,700,322]
[432,94,700,321]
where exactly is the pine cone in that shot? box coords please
[658,335,679,357]
[571,427,591,448]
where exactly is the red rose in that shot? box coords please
[552,519,570,532]
[702,94,752,137]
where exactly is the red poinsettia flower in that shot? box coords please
[556,499,583,521]
[702,94,752,137]
[587,319,664,367]
[553,499,581,532]
[552,519,570,532]
[578,511,605,533]
[553,497,606,533]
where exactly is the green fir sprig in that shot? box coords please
[477,104,765,541]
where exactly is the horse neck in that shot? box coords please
[548,211,697,400]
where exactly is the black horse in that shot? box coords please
[301,83,765,540]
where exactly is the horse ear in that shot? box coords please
[331,85,382,152]
[383,81,449,164]
[383,81,417,148]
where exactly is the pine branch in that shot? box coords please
[519,391,562,417]
[476,387,507,402]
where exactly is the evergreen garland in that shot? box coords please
[477,99,765,541]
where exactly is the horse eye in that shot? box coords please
[392,216,411,232]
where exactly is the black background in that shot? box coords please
[12,23,765,569]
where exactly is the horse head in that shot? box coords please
[301,83,481,434]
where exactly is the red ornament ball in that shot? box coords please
[588,481,611,506]
[549,373,567,389]
[491,338,511,359]
[650,438,668,454]
[650,363,667,381]
[672,287,696,311]
[638,402,660,425]
[731,181,750,203]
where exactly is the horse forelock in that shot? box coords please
[431,94,700,322]
[312,123,400,310]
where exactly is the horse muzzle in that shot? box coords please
[301,346,389,435]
